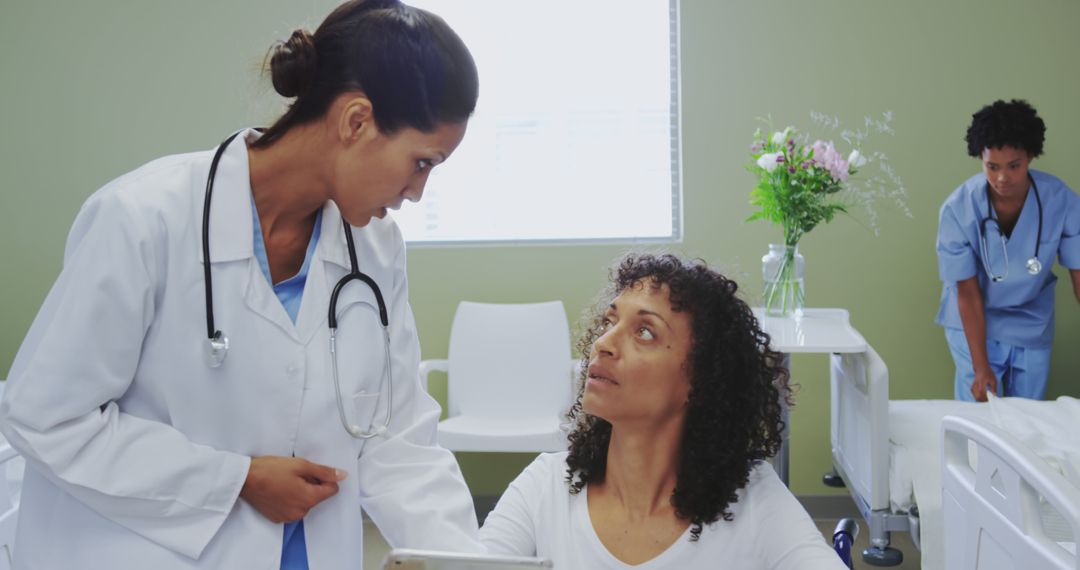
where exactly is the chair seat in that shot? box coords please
[438,415,567,452]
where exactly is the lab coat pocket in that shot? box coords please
[350,391,383,435]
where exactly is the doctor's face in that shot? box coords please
[981,146,1032,201]
[583,280,693,427]
[333,120,467,227]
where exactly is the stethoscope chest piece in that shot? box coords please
[979,174,1044,283]
[206,330,229,368]
[1026,257,1042,276]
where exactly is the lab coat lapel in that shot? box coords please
[196,129,299,341]
[195,130,256,264]
[299,201,390,347]
[294,204,339,346]
[243,258,302,342]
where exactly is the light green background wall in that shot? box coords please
[2,1,1078,498]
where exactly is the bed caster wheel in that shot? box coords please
[822,470,846,488]
[862,546,903,566]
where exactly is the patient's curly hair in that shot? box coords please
[965,99,1046,158]
[564,253,790,541]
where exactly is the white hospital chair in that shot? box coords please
[419,301,576,452]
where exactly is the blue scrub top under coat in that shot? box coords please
[936,169,1080,348]
[252,195,323,570]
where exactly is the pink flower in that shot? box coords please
[833,160,849,182]
[810,140,850,182]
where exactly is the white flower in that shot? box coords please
[771,126,793,146]
[848,149,868,168]
[756,152,783,172]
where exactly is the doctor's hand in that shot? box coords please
[970,369,998,402]
[240,456,348,523]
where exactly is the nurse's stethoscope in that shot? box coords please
[978,174,1043,283]
[202,131,392,439]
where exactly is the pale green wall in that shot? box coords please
[2,1,1078,499]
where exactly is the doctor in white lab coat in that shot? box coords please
[0,1,481,568]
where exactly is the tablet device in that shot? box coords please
[380,548,553,569]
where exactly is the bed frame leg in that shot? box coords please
[822,468,846,488]
[860,509,907,566]
[862,545,903,566]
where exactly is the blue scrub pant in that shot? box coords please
[944,327,1051,401]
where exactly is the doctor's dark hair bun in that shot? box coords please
[254,0,479,148]
[268,29,318,98]
[965,99,1046,158]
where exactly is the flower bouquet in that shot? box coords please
[747,112,907,316]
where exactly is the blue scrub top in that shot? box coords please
[936,169,1080,348]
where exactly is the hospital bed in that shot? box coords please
[828,347,1080,569]
[942,415,1079,569]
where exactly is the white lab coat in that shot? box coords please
[0,130,481,569]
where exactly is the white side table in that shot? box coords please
[752,308,867,486]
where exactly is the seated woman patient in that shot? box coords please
[480,253,845,569]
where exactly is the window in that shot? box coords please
[396,0,681,245]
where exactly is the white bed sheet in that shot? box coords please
[888,396,1080,570]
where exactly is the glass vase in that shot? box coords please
[762,243,805,318]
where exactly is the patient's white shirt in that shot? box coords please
[480,452,846,569]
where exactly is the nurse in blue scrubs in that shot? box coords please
[936,99,1080,402]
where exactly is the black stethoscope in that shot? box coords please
[202,131,393,438]
[978,173,1043,283]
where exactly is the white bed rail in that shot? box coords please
[943,415,1079,570]
[830,345,890,511]
[830,345,912,565]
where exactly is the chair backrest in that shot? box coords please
[446,301,573,420]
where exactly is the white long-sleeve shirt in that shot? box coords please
[481,452,847,569]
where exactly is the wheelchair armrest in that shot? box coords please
[832,517,859,569]
[418,359,449,393]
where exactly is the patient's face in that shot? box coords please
[583,280,693,426]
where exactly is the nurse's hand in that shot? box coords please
[240,456,348,523]
[970,369,998,402]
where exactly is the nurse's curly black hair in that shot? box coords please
[965,99,1046,158]
[564,253,791,541]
